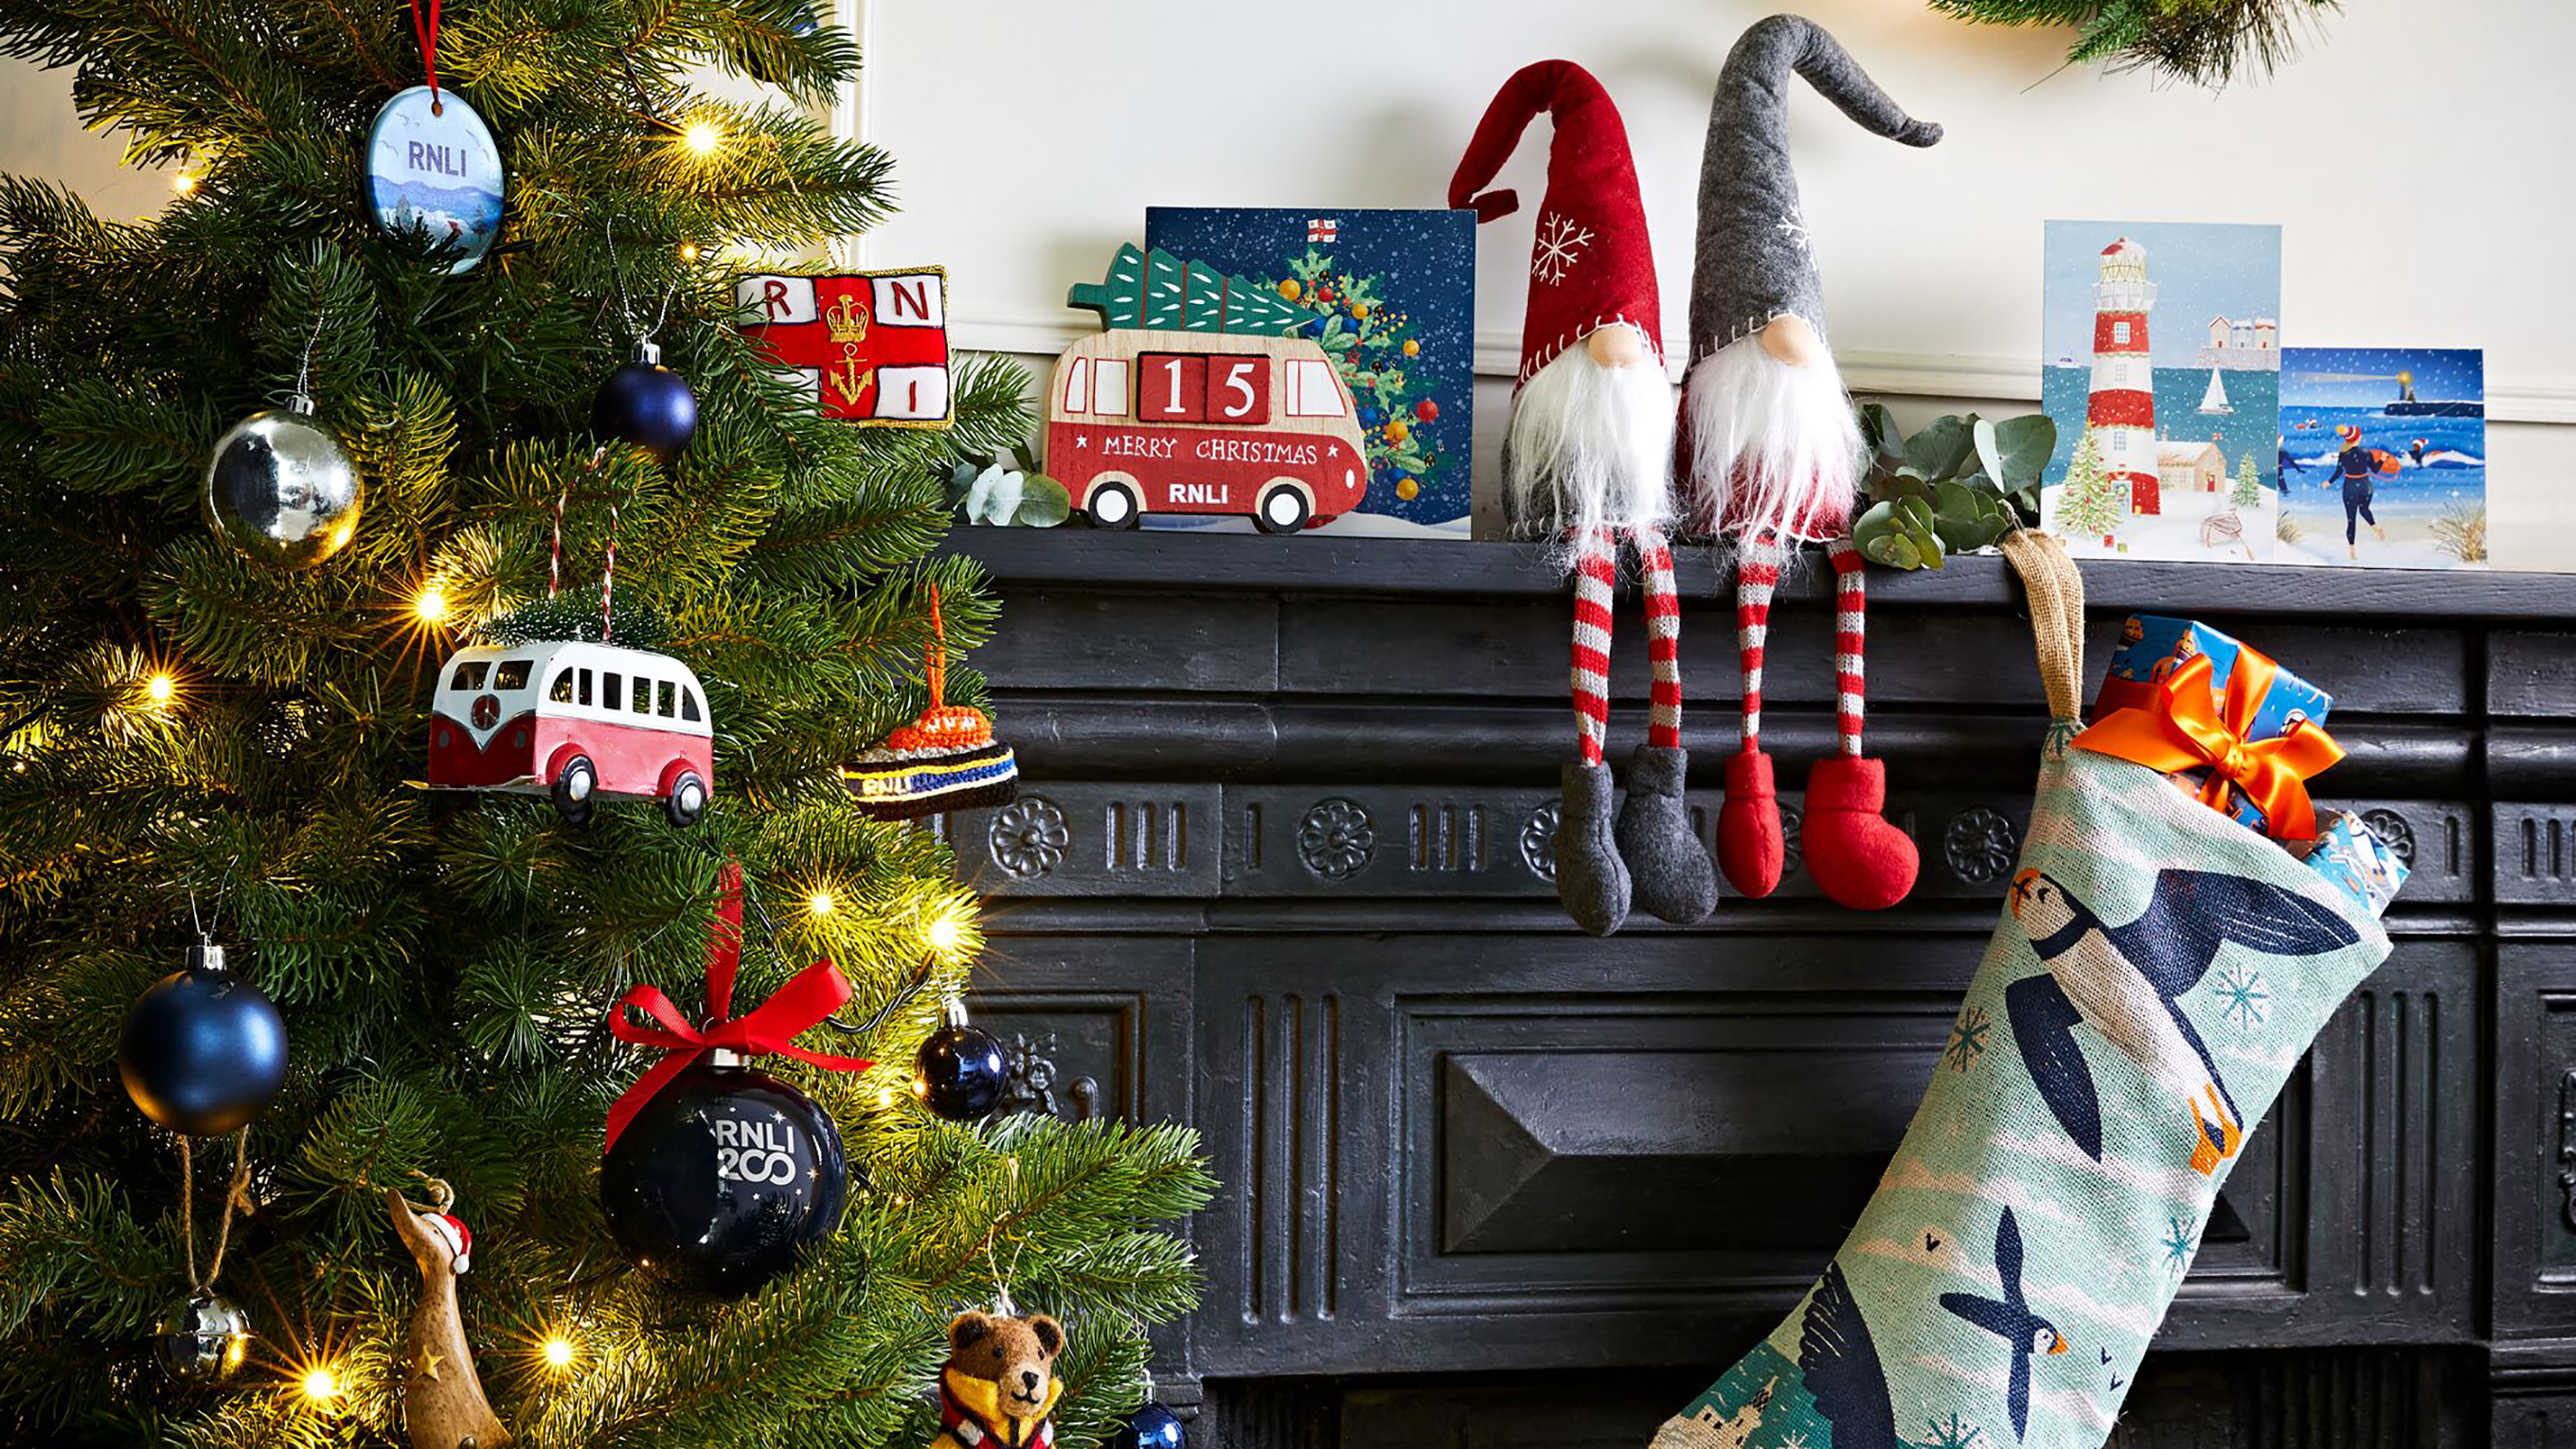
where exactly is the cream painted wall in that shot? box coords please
[9,4,2572,564]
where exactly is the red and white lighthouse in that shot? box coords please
[2086,237,2161,516]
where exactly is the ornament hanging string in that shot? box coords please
[603,218,680,349]
[177,1129,255,1294]
[722,861,940,1038]
[603,861,875,1150]
[409,0,442,113]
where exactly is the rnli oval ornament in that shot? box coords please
[363,85,505,273]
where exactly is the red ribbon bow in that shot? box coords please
[2073,649,2345,843]
[604,861,874,1152]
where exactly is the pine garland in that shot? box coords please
[1929,0,2342,87]
[0,2,1210,1444]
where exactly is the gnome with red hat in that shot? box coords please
[1452,60,1716,938]
[1679,15,1941,912]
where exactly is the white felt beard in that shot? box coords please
[1683,331,1864,543]
[1505,327,1675,549]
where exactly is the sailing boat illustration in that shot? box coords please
[2198,367,2233,415]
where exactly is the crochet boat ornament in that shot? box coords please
[842,585,1019,819]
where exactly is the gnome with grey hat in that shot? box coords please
[1681,13,1940,913]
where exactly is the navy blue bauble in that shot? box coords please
[1111,1403,1185,1449]
[591,343,698,463]
[911,1023,1009,1121]
[600,1058,848,1297]
[118,946,287,1136]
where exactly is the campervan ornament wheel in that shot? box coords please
[553,754,597,827]
[666,770,708,828]
[1253,481,1312,535]
[1084,479,1140,529]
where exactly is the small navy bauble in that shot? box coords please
[911,1022,1009,1121]
[591,340,699,463]
[1111,1403,1186,1449]
[600,1056,848,1297]
[117,944,287,1136]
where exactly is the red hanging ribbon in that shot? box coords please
[604,861,874,1151]
[410,0,441,108]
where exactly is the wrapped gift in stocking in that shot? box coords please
[1451,60,1715,936]
[1648,532,2406,1449]
[1678,15,1941,911]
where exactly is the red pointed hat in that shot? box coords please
[1448,60,1661,390]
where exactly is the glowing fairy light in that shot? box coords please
[299,1364,341,1403]
[682,119,724,157]
[143,672,176,707]
[807,888,836,918]
[172,172,200,195]
[541,1334,575,1368]
[413,584,451,626]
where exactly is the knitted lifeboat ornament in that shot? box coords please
[1450,60,1715,938]
[841,585,1019,820]
[1679,14,1940,912]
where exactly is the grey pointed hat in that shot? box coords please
[1689,14,1941,365]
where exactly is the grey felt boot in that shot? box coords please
[1556,759,1632,937]
[1616,743,1719,924]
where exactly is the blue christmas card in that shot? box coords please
[2038,220,2282,564]
[2276,347,2486,570]
[1145,206,1475,536]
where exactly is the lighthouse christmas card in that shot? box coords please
[1144,206,1475,537]
[2039,220,2282,564]
[2276,347,2486,569]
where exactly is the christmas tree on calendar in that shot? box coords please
[0,3,1208,1446]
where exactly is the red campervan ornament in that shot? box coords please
[424,639,714,828]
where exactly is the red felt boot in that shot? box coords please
[1798,541,1917,909]
[1798,755,1917,909]
[1716,748,1785,899]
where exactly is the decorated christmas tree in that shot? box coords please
[2055,428,2124,545]
[0,5,1208,1446]
[2231,451,2263,510]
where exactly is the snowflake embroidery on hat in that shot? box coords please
[1530,211,1594,284]
[1773,210,1812,256]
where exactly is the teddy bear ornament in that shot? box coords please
[934,1307,1064,1449]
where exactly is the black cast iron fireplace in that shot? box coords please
[943,530,2576,1448]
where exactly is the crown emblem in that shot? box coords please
[825,290,870,344]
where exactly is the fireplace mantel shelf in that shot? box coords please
[946,528,2571,619]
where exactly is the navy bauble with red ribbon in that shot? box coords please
[600,1055,850,1297]
[592,339,698,464]
[600,861,872,1296]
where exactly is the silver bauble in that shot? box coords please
[153,1289,252,1384]
[201,395,362,568]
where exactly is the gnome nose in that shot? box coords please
[1585,325,1644,369]
[1758,313,1823,367]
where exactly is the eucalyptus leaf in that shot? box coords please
[1860,402,1905,461]
[1973,417,2006,492]
[1904,414,1975,480]
[1013,474,1072,527]
[1991,414,2058,488]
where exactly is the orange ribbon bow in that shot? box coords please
[2073,649,2344,843]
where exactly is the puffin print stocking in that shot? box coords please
[1649,535,2406,1449]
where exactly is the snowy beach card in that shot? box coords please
[1145,206,1474,537]
[2038,221,2282,563]
[2276,347,2486,569]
